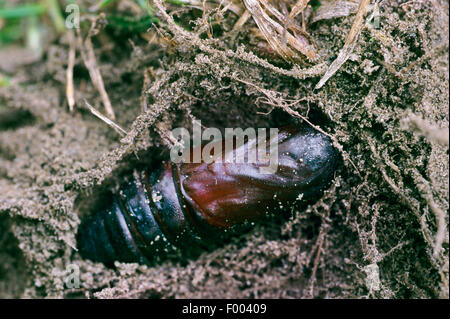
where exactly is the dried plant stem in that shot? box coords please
[400,42,449,75]
[286,0,310,27]
[140,69,151,112]
[153,0,326,79]
[76,28,116,120]
[232,9,251,31]
[84,100,127,136]
[243,0,316,61]
[66,30,76,113]
[234,76,333,139]
[306,225,326,296]
[315,0,370,89]
[365,133,446,271]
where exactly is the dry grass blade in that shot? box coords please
[242,0,316,62]
[76,27,116,120]
[314,0,370,89]
[175,0,244,15]
[232,9,252,31]
[311,0,359,23]
[66,30,76,113]
[84,100,127,136]
[286,0,310,27]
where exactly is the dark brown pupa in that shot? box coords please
[76,125,338,266]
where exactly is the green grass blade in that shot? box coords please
[0,4,46,19]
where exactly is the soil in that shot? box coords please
[0,0,448,298]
